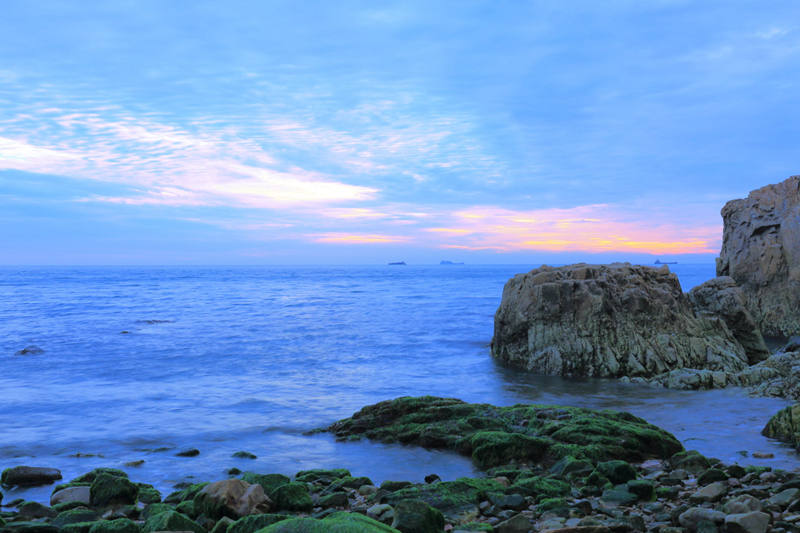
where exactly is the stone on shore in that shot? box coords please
[491,263,750,379]
[1,466,63,487]
[762,403,800,447]
[716,175,800,337]
[50,486,91,506]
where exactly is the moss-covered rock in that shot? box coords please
[226,514,289,533]
[52,501,88,513]
[390,499,444,533]
[319,492,349,508]
[324,476,373,493]
[90,474,139,507]
[240,473,289,495]
[136,484,161,504]
[294,469,350,484]
[626,480,655,501]
[326,396,682,469]
[763,404,800,447]
[52,508,100,528]
[87,518,140,533]
[270,482,313,512]
[142,510,203,533]
[60,522,96,533]
[595,460,637,484]
[255,512,399,532]
[164,482,209,504]
[670,450,711,474]
[507,475,570,501]
[0,521,59,533]
[140,503,173,520]
[385,477,503,519]
[72,469,128,483]
[175,500,196,518]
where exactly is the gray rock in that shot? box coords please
[1,466,62,487]
[716,175,800,337]
[50,486,91,506]
[495,513,532,533]
[688,277,769,364]
[762,404,800,447]
[724,511,770,533]
[690,481,727,503]
[768,488,800,508]
[491,263,750,379]
[723,494,762,514]
[679,507,726,530]
[15,345,45,356]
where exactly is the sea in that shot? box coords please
[0,263,794,503]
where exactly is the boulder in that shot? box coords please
[89,473,138,507]
[1,466,62,487]
[724,511,771,533]
[716,175,800,337]
[390,499,445,533]
[688,277,769,363]
[50,486,91,506]
[193,479,270,520]
[491,263,749,379]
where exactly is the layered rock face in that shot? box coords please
[491,263,751,378]
[716,175,800,337]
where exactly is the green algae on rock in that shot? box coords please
[255,511,399,533]
[762,403,800,448]
[325,396,682,468]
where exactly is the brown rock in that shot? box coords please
[194,479,271,519]
[717,175,800,337]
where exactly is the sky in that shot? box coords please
[1,1,799,264]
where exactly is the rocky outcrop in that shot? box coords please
[762,403,800,448]
[688,276,769,364]
[717,175,800,338]
[491,263,751,379]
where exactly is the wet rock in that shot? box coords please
[424,474,441,484]
[14,345,44,356]
[724,511,771,533]
[326,396,682,468]
[89,473,138,507]
[194,479,270,520]
[232,451,257,460]
[50,486,91,506]
[256,511,398,532]
[491,263,750,379]
[697,469,727,486]
[293,469,350,484]
[626,480,655,501]
[670,451,711,475]
[768,488,800,508]
[52,508,100,528]
[762,404,800,447]
[380,481,413,492]
[176,448,200,457]
[390,499,444,533]
[600,488,637,506]
[716,175,800,337]
[1,466,62,487]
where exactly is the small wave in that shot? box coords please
[135,319,175,325]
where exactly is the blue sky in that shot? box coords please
[1,1,798,264]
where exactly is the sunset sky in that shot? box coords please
[1,1,798,264]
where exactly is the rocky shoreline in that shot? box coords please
[2,397,799,533]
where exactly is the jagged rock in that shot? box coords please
[688,277,769,363]
[491,263,749,379]
[717,175,800,337]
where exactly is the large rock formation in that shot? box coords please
[490,263,751,379]
[688,276,769,364]
[717,176,800,338]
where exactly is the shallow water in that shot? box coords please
[0,263,794,502]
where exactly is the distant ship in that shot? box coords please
[388,261,406,265]
[440,260,464,265]
[654,259,678,265]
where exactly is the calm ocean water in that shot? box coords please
[0,263,794,502]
